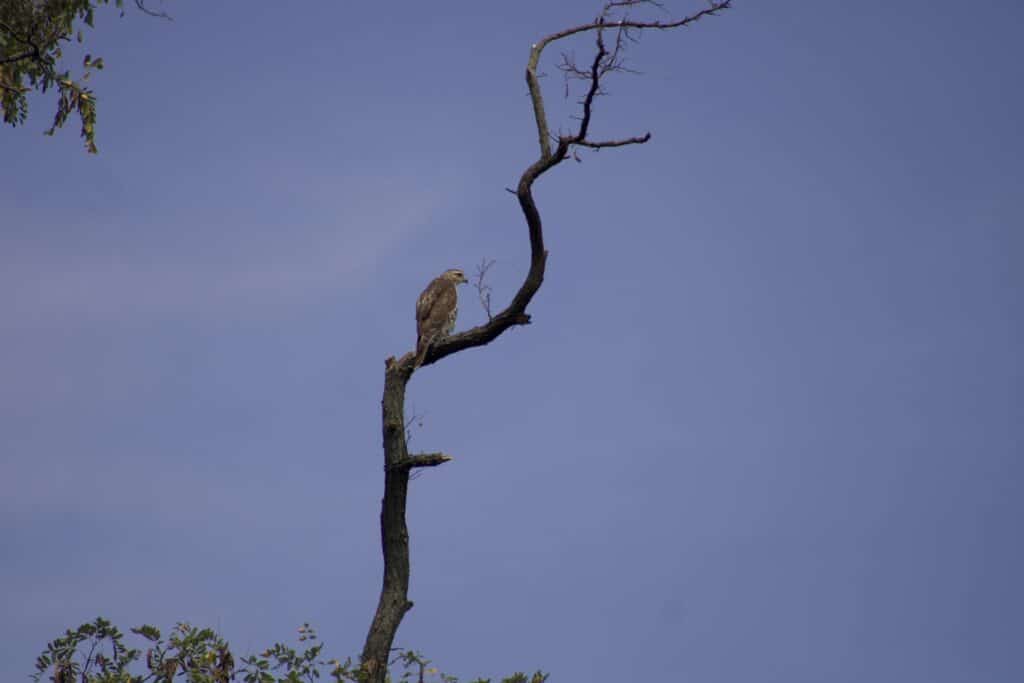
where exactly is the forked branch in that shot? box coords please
[389,1,729,376]
[363,4,732,682]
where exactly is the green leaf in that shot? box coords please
[131,625,162,642]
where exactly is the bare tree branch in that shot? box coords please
[388,453,453,471]
[134,1,173,20]
[576,133,652,148]
[473,258,496,320]
[548,0,729,47]
[361,4,732,681]
[394,3,730,375]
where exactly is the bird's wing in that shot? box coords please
[419,282,457,333]
[416,278,442,326]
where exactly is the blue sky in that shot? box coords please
[2,1,1022,681]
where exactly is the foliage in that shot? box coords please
[0,0,166,152]
[32,618,547,683]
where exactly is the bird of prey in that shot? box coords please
[415,268,468,367]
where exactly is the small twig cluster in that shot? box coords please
[527,0,730,164]
[558,3,647,103]
[404,406,425,446]
[473,258,496,320]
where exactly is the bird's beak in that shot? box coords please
[460,275,469,284]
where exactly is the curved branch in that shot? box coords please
[134,1,173,20]
[537,0,730,51]
[404,6,734,373]
[526,41,554,159]
[361,4,733,682]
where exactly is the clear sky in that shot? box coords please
[2,1,1022,681]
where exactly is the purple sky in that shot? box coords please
[2,1,1022,681]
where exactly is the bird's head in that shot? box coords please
[442,268,469,285]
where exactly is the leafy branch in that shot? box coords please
[0,0,170,152]
[31,619,544,683]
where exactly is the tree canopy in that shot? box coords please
[0,0,167,152]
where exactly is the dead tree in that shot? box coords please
[360,2,732,680]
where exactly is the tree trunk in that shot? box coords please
[361,364,414,681]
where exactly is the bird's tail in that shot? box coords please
[413,337,428,369]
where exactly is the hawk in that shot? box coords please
[415,268,468,367]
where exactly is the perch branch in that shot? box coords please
[361,4,732,682]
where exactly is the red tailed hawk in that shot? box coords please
[415,268,468,367]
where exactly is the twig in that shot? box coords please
[404,407,424,446]
[474,258,496,320]
[134,1,173,20]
